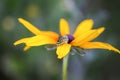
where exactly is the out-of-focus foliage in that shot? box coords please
[0,0,120,80]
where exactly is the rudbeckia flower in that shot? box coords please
[14,18,120,59]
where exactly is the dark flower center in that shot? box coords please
[67,34,74,43]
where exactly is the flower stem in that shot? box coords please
[62,55,69,80]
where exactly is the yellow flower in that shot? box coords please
[14,18,120,59]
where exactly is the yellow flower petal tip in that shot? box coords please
[97,27,105,33]
[110,48,120,54]
[60,18,66,22]
[18,18,43,35]
[24,46,31,51]
[18,18,29,25]
[115,49,120,54]
[82,19,94,25]
[13,42,17,46]
[13,38,28,46]
[110,47,120,54]
[82,19,94,28]
[18,18,23,22]
[57,56,62,59]
[60,18,70,36]
[18,18,26,23]
[13,41,22,46]
[60,18,68,25]
[13,41,20,46]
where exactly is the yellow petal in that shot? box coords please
[56,44,71,59]
[60,18,70,36]
[97,27,105,34]
[18,18,41,35]
[79,27,105,44]
[24,46,31,51]
[14,38,29,46]
[14,35,57,47]
[41,31,59,41]
[80,42,120,53]
[14,38,32,50]
[71,27,105,46]
[73,19,93,38]
[71,30,97,46]
[26,35,56,46]
[18,18,59,40]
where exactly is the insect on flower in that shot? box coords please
[14,18,120,59]
[57,35,74,46]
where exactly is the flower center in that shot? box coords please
[57,34,74,46]
[67,34,74,43]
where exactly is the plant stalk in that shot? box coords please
[62,55,69,80]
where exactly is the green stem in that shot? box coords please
[62,55,69,80]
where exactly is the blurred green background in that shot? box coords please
[0,0,120,80]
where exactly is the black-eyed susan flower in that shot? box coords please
[14,18,120,59]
